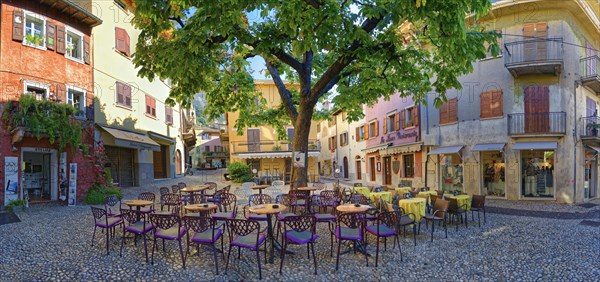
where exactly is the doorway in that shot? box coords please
[153,145,168,179]
[369,157,376,182]
[22,148,58,202]
[356,160,362,180]
[343,157,349,179]
[383,156,391,185]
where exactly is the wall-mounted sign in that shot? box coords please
[4,157,19,205]
[59,152,67,201]
[294,151,305,168]
[68,163,77,206]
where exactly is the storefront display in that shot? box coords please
[441,154,463,192]
[481,152,505,197]
[521,150,554,198]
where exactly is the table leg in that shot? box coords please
[267,214,275,264]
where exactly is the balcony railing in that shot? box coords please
[581,56,600,93]
[580,116,600,138]
[504,38,563,76]
[507,112,566,135]
[203,151,229,157]
[230,139,320,154]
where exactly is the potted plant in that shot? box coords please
[586,122,600,136]
[25,34,43,46]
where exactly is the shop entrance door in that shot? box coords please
[383,156,392,185]
[153,145,168,179]
[21,148,58,202]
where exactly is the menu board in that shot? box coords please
[4,157,19,205]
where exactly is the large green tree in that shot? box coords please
[132,0,498,186]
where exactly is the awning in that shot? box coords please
[148,131,176,145]
[472,143,505,152]
[428,145,463,155]
[98,125,160,151]
[513,142,557,150]
[380,143,422,156]
[237,151,320,159]
[362,143,389,154]
[586,145,600,153]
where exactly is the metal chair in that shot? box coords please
[104,194,122,218]
[334,212,368,270]
[470,195,486,227]
[225,219,267,279]
[312,190,340,256]
[279,215,318,275]
[160,193,182,214]
[212,193,237,220]
[137,192,156,215]
[90,206,123,255]
[119,209,154,262]
[185,216,224,274]
[244,194,272,221]
[171,185,181,194]
[365,211,401,267]
[419,199,449,242]
[150,207,187,269]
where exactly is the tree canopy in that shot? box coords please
[132,0,498,184]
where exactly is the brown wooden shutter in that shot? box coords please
[480,92,492,118]
[364,124,369,139]
[146,95,151,114]
[56,25,66,54]
[124,84,132,107]
[46,22,56,50]
[383,117,388,134]
[401,109,406,128]
[394,112,400,131]
[165,106,173,124]
[124,30,131,56]
[374,120,379,137]
[439,102,448,124]
[536,22,548,60]
[491,90,503,117]
[523,23,535,61]
[413,107,419,127]
[115,27,127,54]
[12,10,24,42]
[151,98,156,116]
[116,82,124,104]
[449,98,458,122]
[84,37,91,64]
[355,127,360,141]
[56,84,66,101]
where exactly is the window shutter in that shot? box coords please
[394,112,400,131]
[165,106,173,124]
[449,98,458,122]
[439,103,448,124]
[523,23,535,61]
[116,82,124,104]
[145,95,151,114]
[83,37,91,64]
[383,117,388,134]
[535,22,548,60]
[364,124,369,139]
[46,22,56,50]
[491,90,503,117]
[413,107,419,127]
[124,84,132,107]
[12,10,24,42]
[56,25,66,54]
[124,30,131,56]
[56,84,66,101]
[115,27,126,54]
[480,92,492,118]
[374,120,379,137]
[401,109,406,128]
[151,99,156,116]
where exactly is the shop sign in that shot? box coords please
[34,148,51,153]
[4,157,19,205]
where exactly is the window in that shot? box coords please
[165,105,173,125]
[328,136,337,150]
[384,112,399,133]
[23,12,46,49]
[202,133,210,140]
[484,29,503,58]
[402,106,419,128]
[24,81,49,101]
[65,27,83,61]
[439,98,458,125]
[340,132,348,146]
[115,27,131,56]
[67,86,86,118]
[115,81,132,108]
[145,95,156,117]
[356,126,365,141]
[214,145,222,152]
[403,154,414,178]
[205,146,210,152]
[480,90,503,119]
[368,120,379,139]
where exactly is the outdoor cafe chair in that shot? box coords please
[366,211,401,267]
[263,184,282,199]
[91,206,123,255]
[212,193,237,220]
[470,195,486,227]
[137,192,156,215]
[225,219,267,280]
[150,207,187,269]
[382,199,417,246]
[279,215,319,275]
[185,216,224,274]
[104,194,122,218]
[419,199,449,242]
[312,182,327,191]
[447,197,468,230]
[334,212,368,270]
[171,185,181,194]
[159,193,182,215]
[244,194,272,221]
[159,187,170,197]
[289,190,308,213]
[313,190,340,256]
[119,209,154,263]
[203,182,218,197]
[178,182,187,188]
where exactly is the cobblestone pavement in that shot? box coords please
[0,169,598,281]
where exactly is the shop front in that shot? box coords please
[236,151,320,184]
[428,145,464,193]
[584,145,600,199]
[472,143,506,198]
[514,142,557,199]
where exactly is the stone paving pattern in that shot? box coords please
[0,169,599,281]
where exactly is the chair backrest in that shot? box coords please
[402,192,413,199]
[171,185,181,194]
[138,192,155,202]
[219,193,237,212]
[249,194,272,206]
[436,190,444,197]
[161,193,181,206]
[337,212,365,229]
[91,206,107,223]
[159,187,170,196]
[150,211,181,230]
[188,194,205,205]
[121,208,143,225]
[430,194,438,204]
[319,190,341,206]
[275,194,294,206]
[377,211,398,228]
[350,193,369,205]
[184,216,215,234]
[312,182,327,190]
[289,190,308,201]
[264,185,283,198]
[432,199,449,218]
[472,195,486,209]
[178,182,187,188]
[222,185,231,193]
[204,182,218,193]
[282,215,316,234]
[104,195,121,216]
[227,218,259,237]
[372,186,384,192]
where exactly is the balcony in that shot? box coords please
[507,112,566,136]
[203,151,229,158]
[230,139,320,154]
[504,38,563,77]
[580,116,600,141]
[581,56,600,94]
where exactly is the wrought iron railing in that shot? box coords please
[507,112,566,135]
[580,116,600,138]
[581,56,600,80]
[230,139,320,154]
[504,38,563,66]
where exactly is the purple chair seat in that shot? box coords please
[155,226,186,240]
[285,230,319,245]
[124,221,154,234]
[248,213,267,221]
[96,217,122,228]
[277,213,296,221]
[212,211,235,220]
[191,228,223,244]
[366,224,396,237]
[314,213,336,222]
[231,233,266,250]
[335,227,362,240]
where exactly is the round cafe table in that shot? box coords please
[123,199,153,221]
[251,185,270,194]
[336,203,371,213]
[184,203,218,217]
[249,204,287,264]
[444,194,472,211]
[180,186,209,204]
[398,198,426,223]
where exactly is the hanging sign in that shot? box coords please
[68,163,77,206]
[4,157,19,205]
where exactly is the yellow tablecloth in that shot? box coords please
[444,194,471,211]
[419,190,437,196]
[398,198,426,223]
[352,187,371,198]
[395,187,412,196]
[369,191,392,206]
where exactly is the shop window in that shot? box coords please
[480,90,503,119]
[521,150,554,198]
[481,152,505,197]
[65,28,83,62]
[67,86,86,118]
[403,154,414,178]
[145,95,156,117]
[440,98,458,125]
[24,81,49,100]
[340,132,348,146]
[440,154,463,192]
[23,12,46,48]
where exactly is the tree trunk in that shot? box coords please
[290,103,314,189]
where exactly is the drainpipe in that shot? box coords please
[573,79,579,203]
